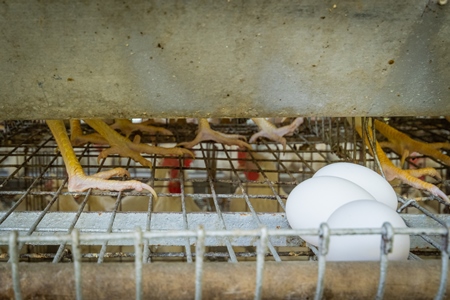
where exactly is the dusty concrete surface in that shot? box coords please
[1,0,449,119]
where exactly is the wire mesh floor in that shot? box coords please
[0,117,448,261]
[0,118,449,298]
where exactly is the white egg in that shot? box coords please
[285,176,376,246]
[326,200,410,261]
[314,162,398,210]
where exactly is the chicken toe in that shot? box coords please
[177,118,252,149]
[249,118,304,151]
[350,118,449,203]
[84,119,194,167]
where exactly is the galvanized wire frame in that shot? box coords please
[0,117,449,299]
[1,225,449,299]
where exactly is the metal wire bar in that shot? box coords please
[435,228,449,300]
[0,136,55,225]
[261,142,298,183]
[0,126,48,165]
[397,197,450,252]
[96,157,135,263]
[366,117,386,178]
[200,144,237,263]
[1,226,449,245]
[71,229,83,300]
[395,119,450,144]
[194,226,205,300]
[143,157,157,263]
[1,118,450,299]
[436,248,449,300]
[52,190,90,263]
[134,227,143,300]
[376,222,394,300]
[97,189,124,263]
[9,231,22,300]
[314,223,329,300]
[179,156,193,263]
[15,153,63,251]
[220,145,281,262]
[254,226,268,300]
[246,147,287,211]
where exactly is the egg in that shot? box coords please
[326,200,410,261]
[314,162,398,210]
[285,176,376,246]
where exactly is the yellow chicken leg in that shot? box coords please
[351,118,448,202]
[374,119,450,167]
[70,119,107,146]
[72,119,194,167]
[46,120,157,198]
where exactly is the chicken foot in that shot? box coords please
[352,118,448,202]
[249,117,304,151]
[84,119,194,168]
[177,118,252,149]
[46,119,157,198]
[374,119,450,167]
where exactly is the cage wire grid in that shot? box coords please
[0,117,449,299]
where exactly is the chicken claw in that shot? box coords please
[375,140,447,201]
[351,118,449,203]
[83,119,194,167]
[46,120,157,199]
[177,118,252,149]
[250,118,304,151]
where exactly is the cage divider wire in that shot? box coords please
[178,155,194,263]
[220,145,281,262]
[0,134,55,220]
[96,183,125,264]
[1,226,450,299]
[246,146,287,211]
[0,118,450,298]
[194,225,205,300]
[200,143,238,262]
[143,156,157,263]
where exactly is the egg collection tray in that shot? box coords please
[0,117,449,299]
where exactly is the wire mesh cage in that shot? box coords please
[0,117,449,299]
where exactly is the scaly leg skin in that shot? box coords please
[84,119,194,168]
[374,119,450,167]
[376,142,447,202]
[70,119,108,146]
[46,120,157,199]
[110,119,173,138]
[350,118,449,203]
[177,118,252,149]
[250,117,304,151]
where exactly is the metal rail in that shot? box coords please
[0,117,449,299]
